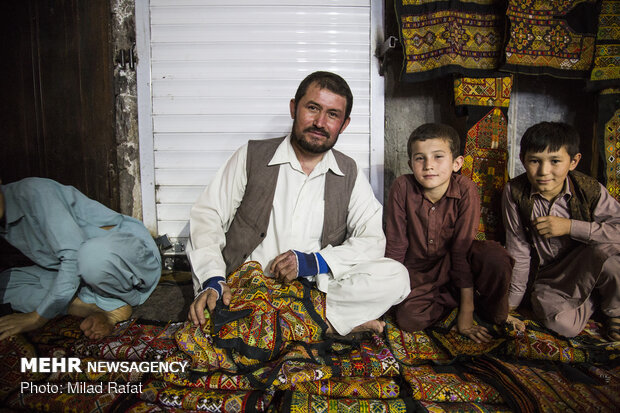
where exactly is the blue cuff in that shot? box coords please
[293,250,330,278]
[200,276,226,299]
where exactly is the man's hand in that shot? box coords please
[532,216,572,238]
[0,311,48,340]
[270,250,298,283]
[456,308,493,344]
[188,282,231,326]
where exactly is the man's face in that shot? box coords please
[522,146,581,201]
[289,82,350,155]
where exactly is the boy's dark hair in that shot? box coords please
[294,71,353,120]
[407,123,460,159]
[519,122,581,160]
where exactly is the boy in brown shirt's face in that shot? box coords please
[386,123,515,343]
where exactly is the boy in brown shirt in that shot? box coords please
[386,123,514,343]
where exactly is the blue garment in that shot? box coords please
[0,178,161,318]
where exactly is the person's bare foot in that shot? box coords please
[506,314,526,333]
[325,319,386,336]
[350,319,386,335]
[68,297,132,340]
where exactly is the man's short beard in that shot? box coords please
[291,127,338,154]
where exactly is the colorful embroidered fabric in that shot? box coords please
[394,1,504,82]
[454,76,513,108]
[589,0,620,89]
[280,390,413,413]
[212,261,328,362]
[466,356,620,413]
[291,377,400,399]
[385,314,451,364]
[416,400,512,412]
[402,365,503,403]
[73,320,183,361]
[597,89,620,202]
[0,334,48,401]
[140,379,268,412]
[503,0,598,78]
[4,384,124,412]
[460,106,510,240]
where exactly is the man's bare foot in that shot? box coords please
[68,298,132,340]
[350,319,386,335]
[325,319,386,336]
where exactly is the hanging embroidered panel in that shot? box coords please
[454,76,513,108]
[394,0,504,82]
[503,0,598,79]
[589,0,620,90]
[597,89,620,202]
[460,106,510,240]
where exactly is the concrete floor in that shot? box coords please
[132,271,194,322]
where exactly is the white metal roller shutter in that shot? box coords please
[137,0,384,240]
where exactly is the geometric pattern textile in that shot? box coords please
[402,364,503,403]
[395,1,504,82]
[280,390,413,413]
[454,76,513,108]
[604,108,620,201]
[213,261,328,362]
[291,377,400,399]
[460,107,509,240]
[72,320,183,361]
[503,0,598,79]
[466,356,620,413]
[385,315,451,364]
[589,0,620,89]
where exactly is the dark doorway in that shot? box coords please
[0,0,118,210]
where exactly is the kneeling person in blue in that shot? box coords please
[0,177,161,340]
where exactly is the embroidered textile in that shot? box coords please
[604,108,620,201]
[292,377,400,399]
[395,1,504,82]
[454,76,513,108]
[385,315,451,364]
[416,400,512,412]
[402,365,503,403]
[4,383,123,412]
[73,320,182,361]
[0,334,48,401]
[460,107,509,240]
[589,1,620,89]
[503,0,598,78]
[467,356,620,413]
[213,261,328,362]
[140,379,267,412]
[281,391,412,413]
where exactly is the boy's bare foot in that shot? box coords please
[68,297,132,340]
[506,314,526,333]
[606,316,620,342]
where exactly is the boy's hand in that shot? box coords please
[532,216,571,238]
[456,309,493,343]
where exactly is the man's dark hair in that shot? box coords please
[407,123,461,159]
[294,71,353,119]
[519,122,581,160]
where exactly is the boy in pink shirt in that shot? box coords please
[502,122,620,340]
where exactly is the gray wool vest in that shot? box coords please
[221,137,358,275]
